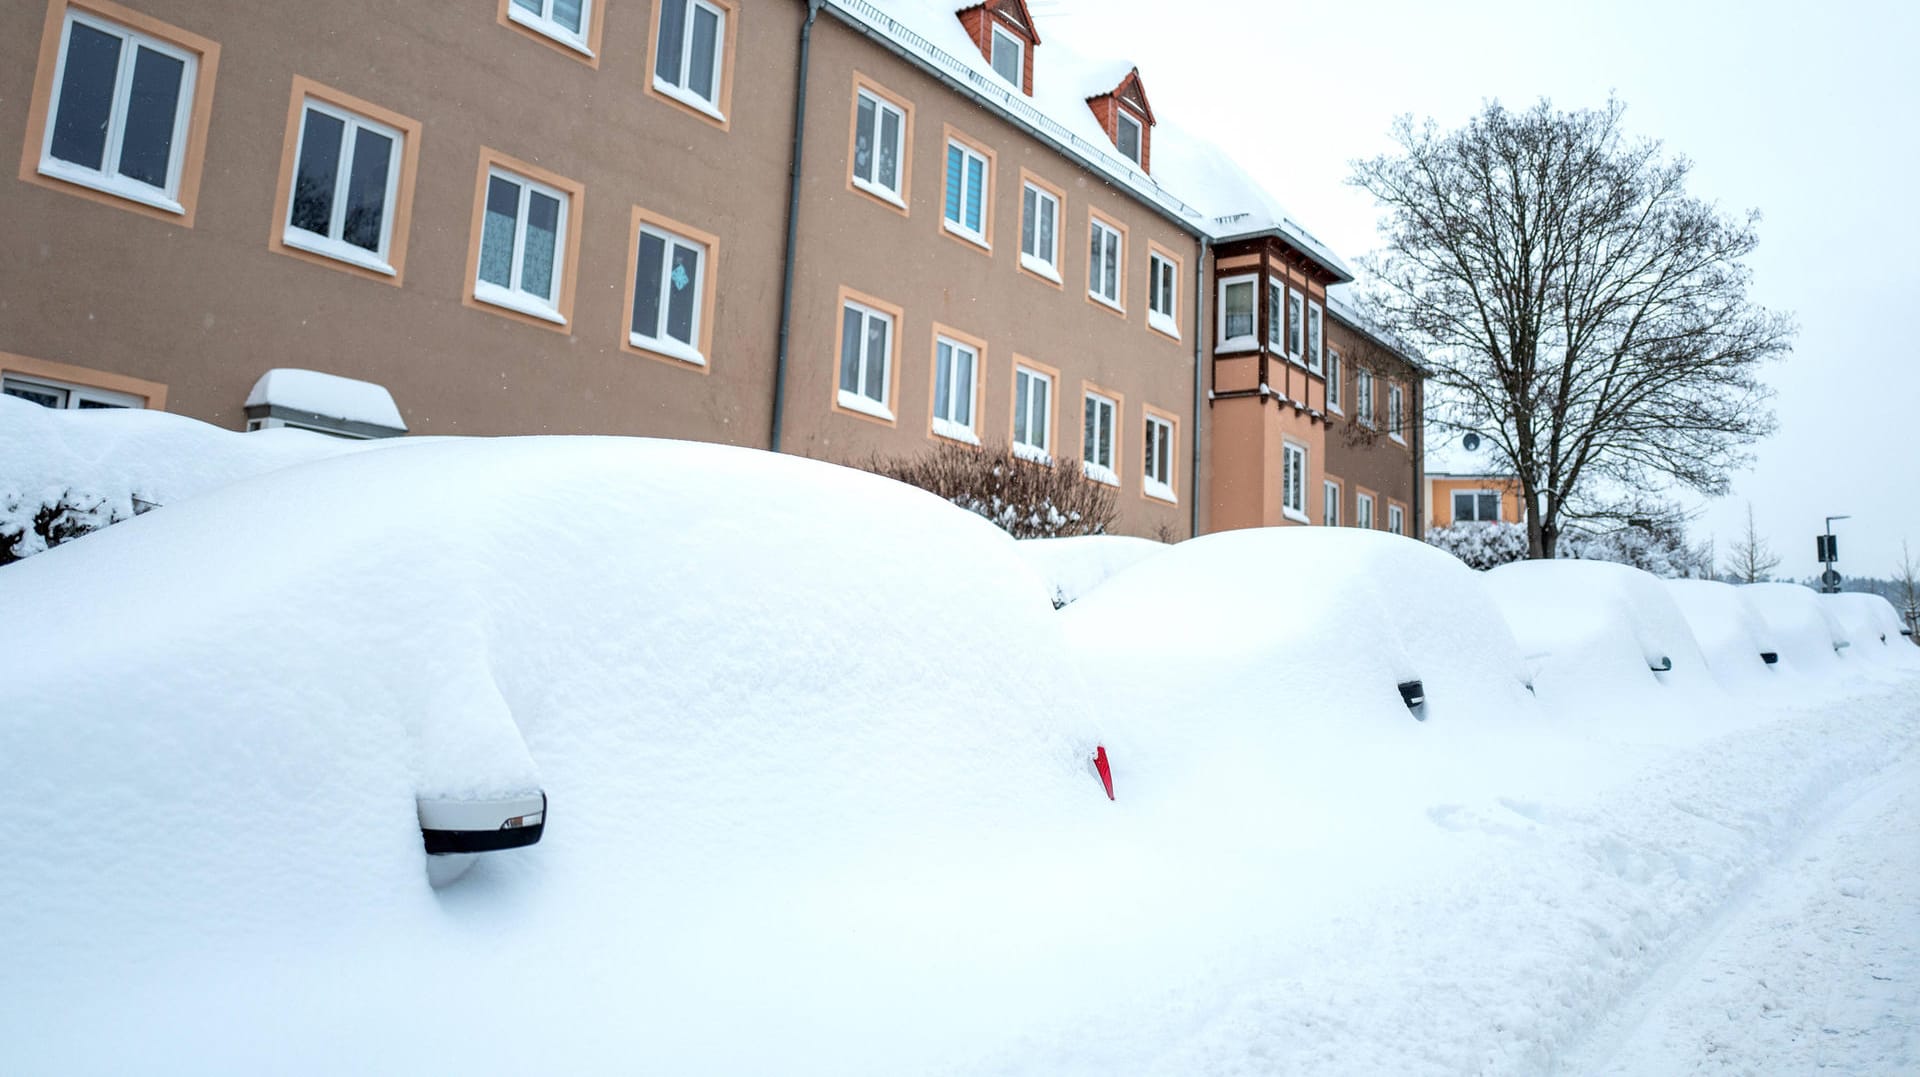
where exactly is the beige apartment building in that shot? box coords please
[0,0,1423,539]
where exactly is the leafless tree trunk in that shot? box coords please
[1352,99,1793,558]
[1897,539,1920,645]
[1724,502,1781,583]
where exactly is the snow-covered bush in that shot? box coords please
[865,440,1116,539]
[1556,523,1712,579]
[1425,521,1529,569]
[0,488,148,566]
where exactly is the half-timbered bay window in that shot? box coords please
[1082,390,1117,485]
[1306,299,1323,371]
[1220,276,1256,350]
[1266,279,1284,351]
[1287,288,1305,361]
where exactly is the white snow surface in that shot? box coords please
[3,416,1919,1075]
[244,366,408,429]
[1013,533,1167,606]
[1744,580,1851,677]
[1663,578,1777,691]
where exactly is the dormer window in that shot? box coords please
[1116,109,1143,164]
[990,25,1022,87]
[1086,68,1156,173]
[956,2,1038,96]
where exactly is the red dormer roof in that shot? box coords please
[1086,66,1156,172]
[1101,67,1155,126]
[957,0,1042,45]
[956,1,1041,95]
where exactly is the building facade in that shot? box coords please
[1,0,1421,541]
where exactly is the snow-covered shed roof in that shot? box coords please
[1424,425,1514,478]
[829,2,1351,277]
[244,368,406,434]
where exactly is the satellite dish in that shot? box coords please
[1462,432,1481,452]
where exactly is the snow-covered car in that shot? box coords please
[1484,559,1711,708]
[1663,578,1779,689]
[1740,582,1849,674]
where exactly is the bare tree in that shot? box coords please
[1897,540,1920,644]
[1352,98,1792,558]
[1723,502,1780,583]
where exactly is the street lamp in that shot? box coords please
[1818,514,1851,593]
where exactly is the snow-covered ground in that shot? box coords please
[1,403,1916,1075]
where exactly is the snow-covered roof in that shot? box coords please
[1424,425,1514,478]
[832,2,1351,277]
[244,368,406,431]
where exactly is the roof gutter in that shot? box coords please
[770,0,824,453]
[820,1,1206,239]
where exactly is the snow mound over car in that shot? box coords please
[1742,581,1848,676]
[1663,579,1777,691]
[1013,533,1168,606]
[1821,592,1918,667]
[0,436,1107,1074]
[1485,559,1712,711]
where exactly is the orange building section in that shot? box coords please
[1428,475,1526,529]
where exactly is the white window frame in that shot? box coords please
[943,138,990,246]
[1082,391,1118,486]
[1143,414,1176,503]
[281,98,404,275]
[1019,182,1060,281]
[38,9,199,215]
[508,0,594,56]
[837,299,894,421]
[1281,441,1309,523]
[1453,489,1503,524]
[1355,368,1375,427]
[1265,279,1285,351]
[629,222,709,366]
[1388,383,1406,442]
[1116,108,1144,165]
[473,167,571,325]
[1323,480,1340,527]
[1287,288,1305,363]
[1326,350,1343,414]
[653,0,727,120]
[1357,492,1375,530]
[1088,217,1123,310]
[989,24,1023,89]
[1147,252,1178,337]
[1389,504,1406,536]
[2,374,142,410]
[1306,299,1324,372]
[1012,364,1052,463]
[931,335,979,444]
[851,88,907,206]
[1219,275,1258,352]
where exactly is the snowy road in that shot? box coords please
[1565,754,1920,1073]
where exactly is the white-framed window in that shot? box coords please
[1454,490,1502,523]
[2,374,141,410]
[1019,182,1059,280]
[1326,350,1343,413]
[1265,279,1284,351]
[1116,109,1143,164]
[1089,217,1123,309]
[943,139,989,245]
[1281,441,1308,523]
[1148,252,1178,336]
[989,24,1023,89]
[475,167,570,324]
[1389,504,1406,536]
[1355,368,1375,427]
[1082,391,1118,485]
[932,335,978,443]
[509,0,593,55]
[630,222,708,365]
[39,9,200,214]
[653,0,727,118]
[1012,364,1052,462]
[1388,384,1406,441]
[1287,289,1305,361]
[852,88,906,205]
[1356,492,1375,530]
[1306,300,1323,371]
[282,98,403,274]
[1218,276,1257,350]
[838,299,893,420]
[1143,413,1176,502]
[1323,480,1340,526]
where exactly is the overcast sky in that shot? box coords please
[1032,0,1920,578]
